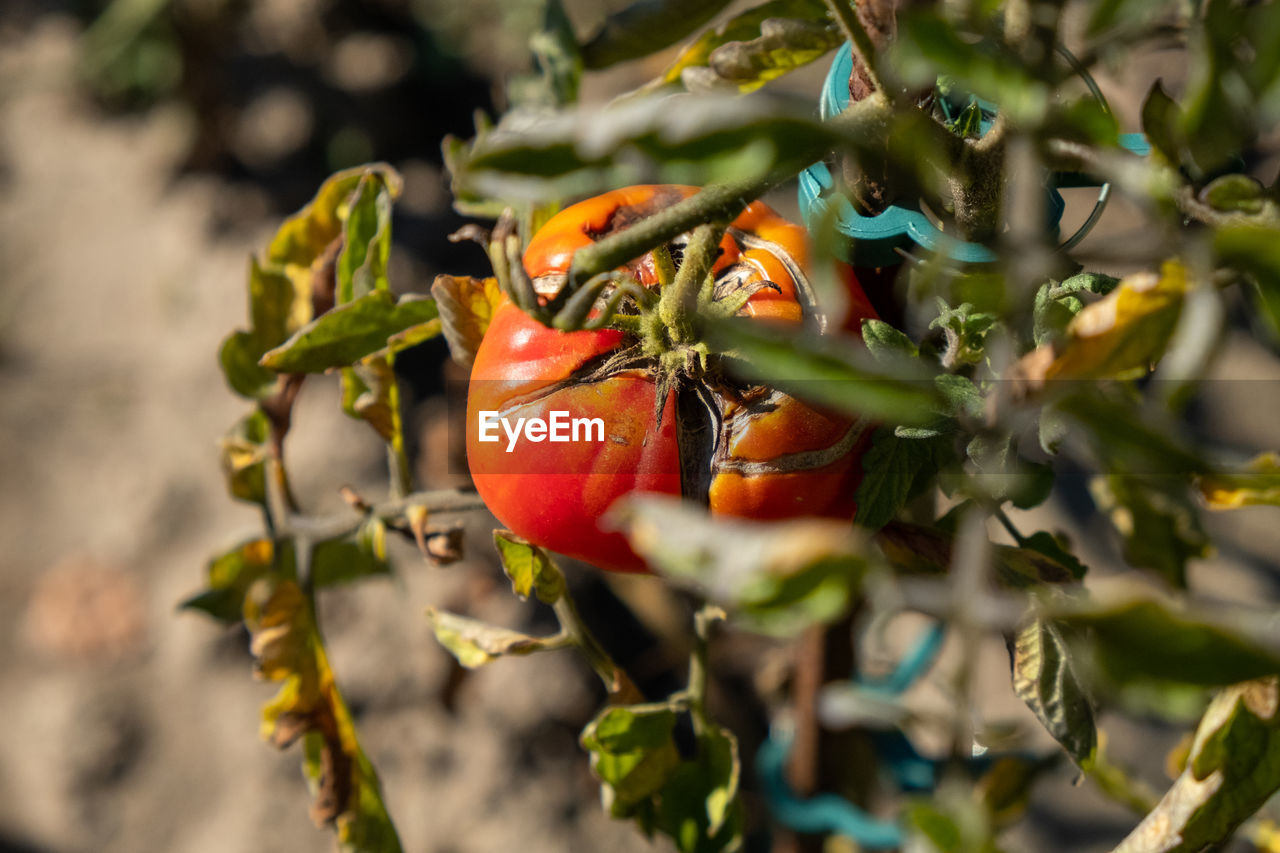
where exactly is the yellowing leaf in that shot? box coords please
[660,0,834,92]
[1113,678,1280,853]
[1014,261,1191,390]
[268,164,402,276]
[217,409,271,505]
[244,577,402,851]
[1198,452,1280,509]
[431,274,503,367]
[493,531,565,604]
[426,607,560,668]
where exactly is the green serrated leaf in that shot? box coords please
[581,704,683,814]
[934,373,982,420]
[856,427,951,530]
[261,291,440,373]
[268,164,401,272]
[1032,273,1120,348]
[493,530,566,604]
[528,0,583,107]
[862,318,919,361]
[1012,617,1097,767]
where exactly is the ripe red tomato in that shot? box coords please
[466,186,878,573]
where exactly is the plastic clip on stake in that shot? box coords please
[758,619,1031,847]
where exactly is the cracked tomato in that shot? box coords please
[466,185,877,573]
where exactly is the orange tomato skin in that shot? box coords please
[467,186,877,573]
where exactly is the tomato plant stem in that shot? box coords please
[553,591,644,704]
[824,0,882,95]
[661,221,727,347]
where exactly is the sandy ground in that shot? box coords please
[2,10,1279,853]
[0,17,665,853]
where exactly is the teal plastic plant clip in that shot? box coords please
[798,43,1150,267]
[757,621,1034,848]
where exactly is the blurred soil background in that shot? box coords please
[0,2,1278,852]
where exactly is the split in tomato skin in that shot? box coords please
[466,186,879,573]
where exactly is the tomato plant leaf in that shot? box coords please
[1032,272,1120,348]
[580,704,683,816]
[219,330,280,400]
[1090,474,1208,588]
[580,0,737,69]
[856,427,952,530]
[1024,261,1190,383]
[336,171,400,305]
[311,537,391,587]
[459,92,839,199]
[1213,224,1280,342]
[217,408,270,505]
[493,530,566,605]
[903,795,1000,853]
[1140,80,1187,171]
[610,495,867,636]
[1201,174,1267,214]
[431,274,503,367]
[1011,617,1097,767]
[526,0,583,108]
[680,15,841,94]
[181,538,275,624]
[260,291,440,374]
[267,163,400,272]
[862,318,919,361]
[245,577,402,851]
[651,724,744,852]
[874,521,1082,587]
[895,12,1048,126]
[1198,452,1280,509]
[708,317,942,426]
[1057,585,1280,687]
[426,608,561,668]
[1018,531,1087,581]
[658,0,834,93]
[1112,678,1280,853]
